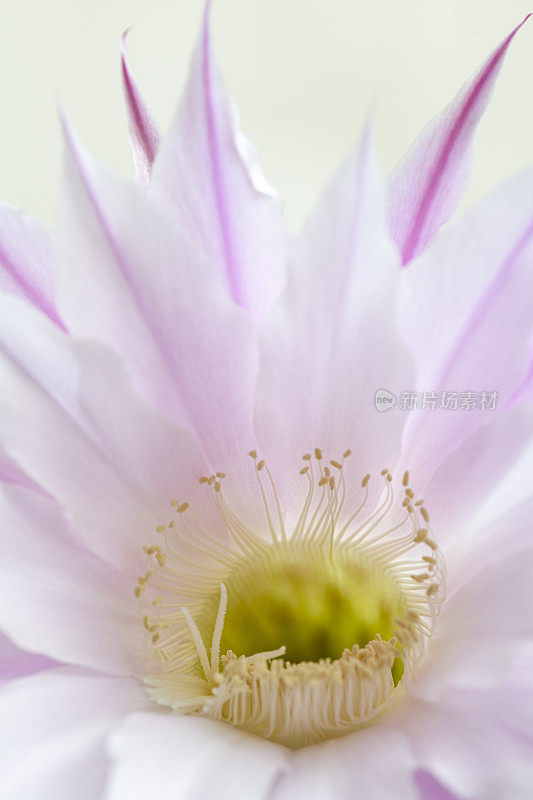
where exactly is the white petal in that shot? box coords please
[150,6,287,320]
[57,119,258,470]
[0,202,63,326]
[271,726,417,800]
[0,296,227,573]
[420,404,533,545]
[256,126,413,486]
[399,687,533,800]
[398,169,533,485]
[0,669,147,800]
[411,548,533,700]
[0,484,144,675]
[0,444,44,492]
[105,714,289,800]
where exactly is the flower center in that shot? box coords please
[198,543,406,667]
[136,450,445,748]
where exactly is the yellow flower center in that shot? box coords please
[199,543,406,666]
[136,450,444,747]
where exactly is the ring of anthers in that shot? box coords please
[135,449,445,748]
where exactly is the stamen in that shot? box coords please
[264,462,287,542]
[293,459,316,540]
[245,645,286,662]
[138,447,445,748]
[250,451,280,544]
[210,583,228,673]
[180,605,214,685]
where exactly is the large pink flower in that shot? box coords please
[0,9,532,799]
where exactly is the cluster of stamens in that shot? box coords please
[134,449,445,747]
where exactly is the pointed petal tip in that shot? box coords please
[203,0,213,22]
[201,2,212,47]
[391,14,531,266]
[120,27,136,71]
[361,113,377,143]
[119,31,161,186]
[56,104,73,145]
[354,116,378,170]
[120,30,139,110]
[121,26,133,49]
[56,106,80,157]
[200,0,215,55]
[500,13,530,49]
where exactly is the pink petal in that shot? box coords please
[421,405,533,543]
[0,669,148,800]
[0,296,227,573]
[507,353,533,405]
[150,3,287,320]
[446,493,533,600]
[0,483,144,675]
[398,169,533,486]
[410,548,533,701]
[0,203,64,327]
[0,633,55,685]
[121,31,162,189]
[106,714,289,800]
[0,445,46,493]
[272,726,417,800]
[255,126,414,487]
[57,116,257,471]
[388,16,530,265]
[399,686,533,800]
[414,771,459,800]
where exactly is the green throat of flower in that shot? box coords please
[137,450,444,748]
[200,543,406,669]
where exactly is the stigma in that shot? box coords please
[135,449,445,748]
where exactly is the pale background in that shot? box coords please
[0,0,531,229]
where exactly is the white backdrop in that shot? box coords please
[0,0,531,228]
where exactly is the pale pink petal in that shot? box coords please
[0,202,64,327]
[0,484,144,675]
[0,632,55,685]
[508,353,533,404]
[0,669,148,800]
[443,493,533,605]
[410,548,533,701]
[150,3,287,320]
[255,126,414,487]
[398,169,533,486]
[399,686,533,800]
[0,295,228,573]
[57,118,257,470]
[388,16,530,264]
[121,31,162,189]
[0,445,45,493]
[271,726,417,800]
[420,404,533,542]
[414,771,459,800]
[106,714,289,800]
[276,678,533,800]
